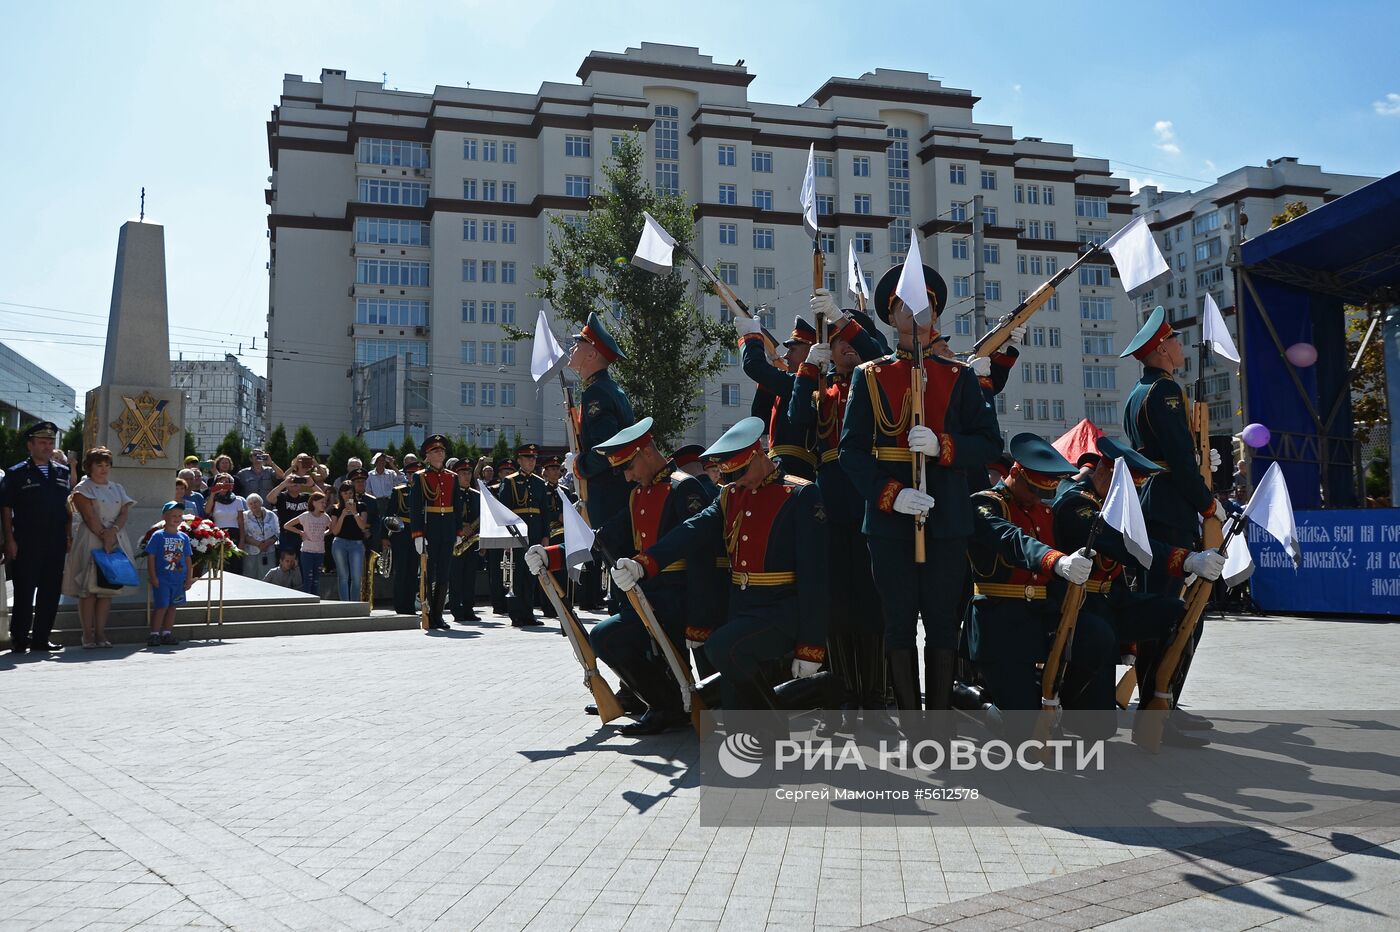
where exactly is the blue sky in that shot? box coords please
[2,0,1396,401]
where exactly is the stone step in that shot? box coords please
[52,598,370,630]
[59,612,422,645]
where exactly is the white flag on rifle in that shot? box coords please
[800,143,819,239]
[1202,292,1241,365]
[848,240,872,304]
[631,211,677,274]
[1102,215,1171,295]
[530,308,566,383]
[1221,514,1255,588]
[477,479,527,550]
[1243,461,1300,566]
[895,235,932,326]
[1101,457,1153,569]
[557,487,594,580]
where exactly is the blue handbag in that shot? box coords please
[91,548,140,589]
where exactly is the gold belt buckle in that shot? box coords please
[1024,585,1035,601]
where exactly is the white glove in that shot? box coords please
[1054,551,1094,586]
[1010,324,1028,345]
[561,451,575,474]
[733,315,761,337]
[892,488,936,516]
[611,558,644,591]
[1209,448,1222,470]
[906,425,941,457]
[414,537,426,555]
[969,355,992,377]
[1184,549,1226,581]
[806,343,832,367]
[524,545,550,577]
[809,288,840,322]
[792,658,822,679]
[686,639,705,651]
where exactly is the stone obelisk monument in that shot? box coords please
[85,220,185,539]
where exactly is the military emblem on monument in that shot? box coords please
[109,390,179,464]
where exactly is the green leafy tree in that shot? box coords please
[401,431,416,458]
[62,414,84,457]
[1271,201,1309,229]
[490,431,511,464]
[525,133,728,447]
[1346,306,1388,448]
[290,424,320,460]
[512,429,523,451]
[453,437,473,462]
[265,423,289,468]
[183,429,199,461]
[216,430,250,467]
[0,425,21,470]
[325,433,370,482]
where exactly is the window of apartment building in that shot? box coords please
[501,302,516,325]
[1078,228,1109,246]
[721,383,740,406]
[1036,399,1050,420]
[719,223,737,245]
[481,260,497,284]
[983,243,1000,264]
[502,261,516,284]
[886,127,910,178]
[753,228,774,250]
[481,180,497,201]
[1042,185,1055,205]
[718,144,736,166]
[460,300,476,322]
[460,382,475,406]
[950,201,968,222]
[502,142,516,163]
[717,262,738,286]
[820,232,836,253]
[1192,210,1221,236]
[481,383,496,406]
[722,346,738,366]
[853,233,873,254]
[1080,297,1113,320]
[1033,362,1048,383]
[1204,372,1231,395]
[482,140,497,162]
[356,218,429,246]
[1023,367,1033,384]
[501,182,516,203]
[753,189,774,211]
[953,275,971,299]
[359,178,429,207]
[1175,227,1184,243]
[982,205,998,226]
[480,301,496,323]
[1196,292,1225,315]
[719,183,737,205]
[480,341,496,365]
[1014,183,1024,204]
[751,150,773,173]
[462,178,477,200]
[816,156,833,177]
[852,156,869,177]
[1195,238,1223,262]
[1030,255,1043,276]
[1082,332,1113,355]
[1018,255,1028,275]
[1023,219,1039,239]
[462,138,478,160]
[985,280,1002,301]
[461,341,476,364]
[1083,365,1117,390]
[462,219,476,241]
[980,169,997,190]
[1050,364,1063,384]
[481,220,496,242]
[656,161,679,196]
[565,134,591,158]
[1080,265,1113,287]
[1046,256,1058,273]
[853,194,872,215]
[754,267,775,289]
[1026,185,1039,205]
[1023,395,1035,417]
[565,175,591,198]
[952,237,969,260]
[356,298,428,327]
[1196,266,1225,289]
[889,218,910,259]
[501,383,516,407]
[1085,400,1115,423]
[356,258,430,287]
[501,221,516,244]
[1052,399,1065,420]
[654,105,679,194]
[1030,326,1046,347]
[1175,252,1186,271]
[949,163,966,185]
[1044,220,1056,239]
[1075,195,1109,219]
[955,313,971,336]
[608,135,624,154]
[996,394,1007,415]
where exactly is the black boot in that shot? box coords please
[887,649,921,710]
[609,659,685,736]
[923,647,956,711]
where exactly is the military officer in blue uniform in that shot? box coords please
[608,417,829,712]
[409,435,462,631]
[737,309,820,480]
[789,300,888,732]
[966,434,1109,733]
[840,264,1003,715]
[497,443,550,627]
[526,418,719,734]
[449,458,481,622]
[2,422,71,653]
[569,312,635,536]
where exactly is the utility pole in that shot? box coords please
[972,193,988,338]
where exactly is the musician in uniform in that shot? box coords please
[497,443,549,627]
[449,458,481,623]
[527,418,718,734]
[484,458,513,616]
[839,264,1003,716]
[408,435,461,631]
[611,417,829,713]
[2,422,71,654]
[386,463,418,616]
[789,296,889,733]
[736,312,819,480]
[539,455,572,618]
[569,312,635,534]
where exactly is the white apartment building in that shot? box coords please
[1131,157,1375,436]
[266,43,1142,451]
[0,341,77,432]
[171,354,268,456]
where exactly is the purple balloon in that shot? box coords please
[1241,423,1271,449]
[1285,342,1318,367]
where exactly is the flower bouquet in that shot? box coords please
[140,514,245,578]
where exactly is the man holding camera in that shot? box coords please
[236,449,283,501]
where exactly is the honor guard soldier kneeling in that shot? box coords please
[967,434,1114,737]
[526,418,718,735]
[608,417,830,713]
[409,435,462,631]
[498,443,550,627]
[2,421,71,654]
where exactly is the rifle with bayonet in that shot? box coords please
[1032,520,1101,760]
[673,242,788,371]
[1193,340,1224,549]
[972,244,1103,358]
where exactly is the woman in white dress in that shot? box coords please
[62,448,136,648]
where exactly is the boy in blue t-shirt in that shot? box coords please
[145,501,194,647]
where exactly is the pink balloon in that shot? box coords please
[1241,423,1271,449]
[1285,342,1318,367]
